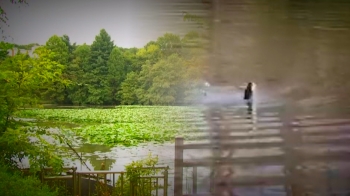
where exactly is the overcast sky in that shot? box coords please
[1,0,201,48]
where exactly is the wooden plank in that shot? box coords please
[296,118,350,124]
[228,173,350,187]
[297,151,350,162]
[139,176,164,179]
[193,166,198,194]
[43,176,73,180]
[182,141,283,150]
[182,154,285,167]
[174,137,184,196]
[230,123,283,129]
[182,127,281,134]
[182,150,350,167]
[223,176,286,187]
[77,171,124,174]
[302,129,350,136]
[183,194,212,196]
[184,173,350,192]
[195,133,282,140]
[181,137,350,150]
[223,119,282,124]
[303,137,350,146]
[294,120,350,128]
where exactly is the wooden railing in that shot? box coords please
[22,166,169,196]
[174,111,350,196]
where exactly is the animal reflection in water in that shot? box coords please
[206,109,237,196]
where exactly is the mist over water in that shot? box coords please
[196,1,350,194]
[208,0,350,106]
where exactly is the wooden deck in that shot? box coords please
[174,103,350,196]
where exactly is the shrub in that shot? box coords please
[0,163,57,196]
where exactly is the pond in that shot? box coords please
[16,84,350,195]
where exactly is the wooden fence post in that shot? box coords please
[164,166,169,196]
[193,166,197,194]
[281,102,301,196]
[72,167,77,196]
[174,137,184,196]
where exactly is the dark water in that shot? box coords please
[208,0,350,98]
[195,90,350,195]
[206,5,350,186]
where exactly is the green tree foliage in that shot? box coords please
[0,45,70,173]
[0,41,13,61]
[107,47,127,104]
[43,35,71,103]
[45,35,69,65]
[85,29,114,104]
[156,33,183,57]
[119,72,140,105]
[59,35,79,104]
[122,47,139,73]
[0,47,67,131]
[133,43,162,72]
[4,29,204,106]
[0,162,57,196]
[67,44,91,105]
[114,153,162,196]
[0,46,60,124]
[136,54,189,105]
[61,34,76,62]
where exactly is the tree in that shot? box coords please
[45,35,69,65]
[0,46,69,173]
[88,29,114,74]
[85,29,114,104]
[107,47,127,104]
[67,44,91,105]
[0,42,13,61]
[156,33,183,57]
[0,47,66,130]
[42,36,69,103]
[61,35,76,62]
[119,72,140,105]
[0,162,57,196]
[58,35,79,104]
[122,47,139,73]
[134,44,162,72]
[137,54,187,105]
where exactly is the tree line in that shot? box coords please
[1,29,206,106]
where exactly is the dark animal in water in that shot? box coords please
[244,82,254,115]
[244,82,253,100]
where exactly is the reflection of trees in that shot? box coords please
[83,155,116,171]
[75,144,116,170]
[76,144,112,153]
[283,0,350,95]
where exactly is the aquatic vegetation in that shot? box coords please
[17,106,204,123]
[15,106,206,146]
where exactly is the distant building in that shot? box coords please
[6,45,40,57]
